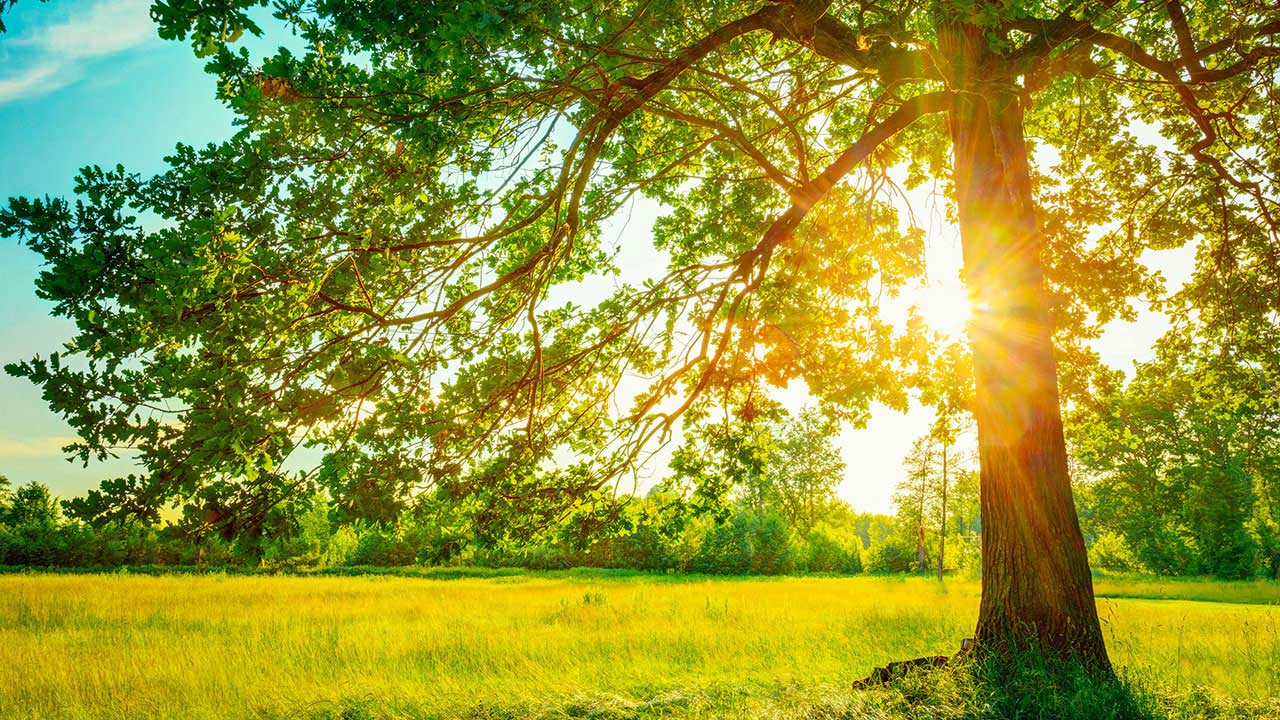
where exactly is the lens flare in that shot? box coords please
[910,282,973,339]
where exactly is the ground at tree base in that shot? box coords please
[284,673,1278,720]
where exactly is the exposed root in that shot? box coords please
[851,638,972,690]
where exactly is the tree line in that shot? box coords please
[6,359,1276,579]
[1069,336,1280,580]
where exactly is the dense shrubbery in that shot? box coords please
[0,481,238,568]
[0,476,890,574]
[6,471,1280,578]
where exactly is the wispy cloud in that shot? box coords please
[0,0,156,103]
[0,434,77,459]
[0,62,63,100]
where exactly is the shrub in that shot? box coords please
[345,524,415,566]
[1089,531,1142,572]
[800,528,848,573]
[749,513,794,575]
[865,540,913,573]
[690,516,752,575]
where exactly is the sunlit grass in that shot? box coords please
[0,573,1275,719]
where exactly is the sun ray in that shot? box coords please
[910,281,973,340]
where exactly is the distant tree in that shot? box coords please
[1071,342,1278,578]
[3,481,58,528]
[955,469,980,530]
[0,481,62,565]
[893,413,975,578]
[850,511,895,553]
[669,400,842,536]
[765,407,845,535]
[929,414,970,580]
[914,340,975,580]
[896,435,936,573]
[669,395,783,521]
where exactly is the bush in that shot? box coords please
[949,533,981,575]
[690,516,752,575]
[1089,531,1142,572]
[749,513,794,575]
[865,540,913,573]
[1128,524,1196,576]
[844,543,863,573]
[799,528,857,574]
[345,524,416,566]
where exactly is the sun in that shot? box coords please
[910,281,973,340]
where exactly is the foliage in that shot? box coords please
[1070,341,1280,579]
[4,452,1277,578]
[4,0,1276,556]
[891,423,979,575]
[1090,531,1144,573]
[670,404,845,532]
[0,473,879,576]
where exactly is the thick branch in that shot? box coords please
[1009,14,1280,84]
[1165,0,1206,79]
[748,91,952,267]
[1006,12,1278,232]
[762,1,933,82]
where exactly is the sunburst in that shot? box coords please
[909,281,972,340]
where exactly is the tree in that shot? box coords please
[1070,339,1279,578]
[670,402,842,534]
[913,340,975,580]
[5,0,1280,668]
[2,481,58,528]
[930,414,967,581]
[669,394,783,521]
[897,435,936,573]
[893,421,972,578]
[761,407,846,535]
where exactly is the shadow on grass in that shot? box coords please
[960,652,1155,719]
[276,660,1277,720]
[268,647,1274,720]
[854,649,1277,720]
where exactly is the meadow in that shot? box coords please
[0,571,1277,719]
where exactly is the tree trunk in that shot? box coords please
[942,23,1111,671]
[917,523,928,573]
[938,441,948,582]
[917,463,929,573]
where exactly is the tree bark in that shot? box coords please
[941,23,1112,671]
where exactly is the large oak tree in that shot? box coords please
[3,0,1278,668]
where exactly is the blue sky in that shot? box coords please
[0,0,1187,515]
[0,0,235,494]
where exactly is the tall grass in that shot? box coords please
[0,573,1275,719]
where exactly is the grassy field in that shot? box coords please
[0,572,1277,719]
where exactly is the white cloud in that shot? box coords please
[0,435,77,459]
[0,61,67,100]
[40,0,154,59]
[0,0,156,103]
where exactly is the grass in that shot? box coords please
[1091,573,1280,605]
[0,572,1276,719]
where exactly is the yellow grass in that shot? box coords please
[0,573,1276,719]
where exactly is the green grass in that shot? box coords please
[1091,573,1280,605]
[0,573,1276,719]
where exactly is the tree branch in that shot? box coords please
[762,0,934,82]
[747,91,952,269]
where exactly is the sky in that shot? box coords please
[0,0,1191,516]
